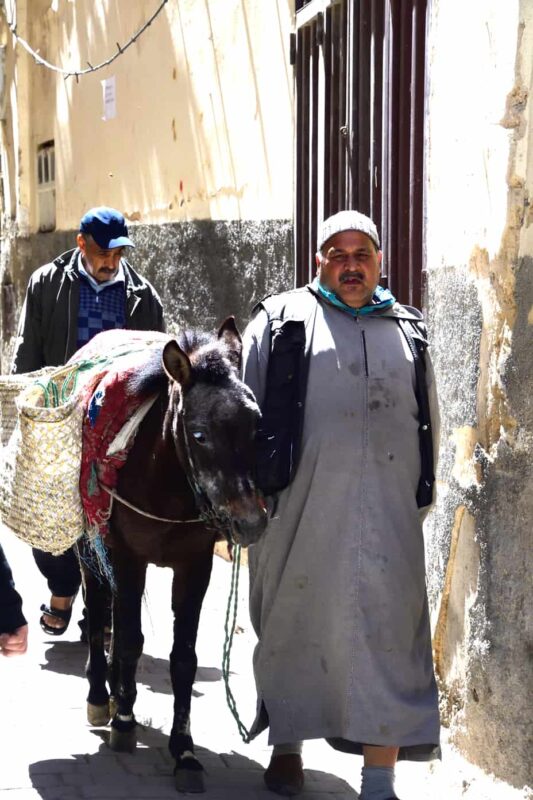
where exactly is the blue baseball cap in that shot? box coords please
[79,206,135,249]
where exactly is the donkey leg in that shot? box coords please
[169,552,214,793]
[77,540,112,727]
[108,549,147,753]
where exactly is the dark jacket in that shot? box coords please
[12,248,165,374]
[252,285,435,508]
[0,543,26,634]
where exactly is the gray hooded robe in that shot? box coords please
[242,288,440,759]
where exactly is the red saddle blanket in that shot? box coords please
[68,329,169,537]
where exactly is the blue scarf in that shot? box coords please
[314,278,395,316]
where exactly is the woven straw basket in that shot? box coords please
[0,368,56,447]
[0,366,85,555]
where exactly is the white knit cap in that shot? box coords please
[317,210,380,251]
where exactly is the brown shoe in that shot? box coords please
[264,754,304,796]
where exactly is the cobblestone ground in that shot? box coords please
[0,528,528,800]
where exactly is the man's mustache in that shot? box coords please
[340,271,365,283]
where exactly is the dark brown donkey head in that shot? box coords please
[161,317,267,546]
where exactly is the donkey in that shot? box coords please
[78,318,267,792]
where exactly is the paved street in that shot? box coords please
[0,528,527,800]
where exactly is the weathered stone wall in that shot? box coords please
[133,219,294,333]
[424,0,533,788]
[0,219,293,370]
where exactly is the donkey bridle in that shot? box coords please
[97,404,233,536]
[177,408,235,538]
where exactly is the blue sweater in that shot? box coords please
[77,273,126,350]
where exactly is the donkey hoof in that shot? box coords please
[174,755,205,793]
[87,702,110,727]
[109,724,136,753]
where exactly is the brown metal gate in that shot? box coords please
[293,0,428,308]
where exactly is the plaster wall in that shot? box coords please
[425,0,533,788]
[5,0,293,230]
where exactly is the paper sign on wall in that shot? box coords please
[102,76,116,121]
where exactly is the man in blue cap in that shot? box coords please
[11,206,165,637]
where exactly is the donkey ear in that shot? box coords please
[162,340,192,388]
[217,316,242,370]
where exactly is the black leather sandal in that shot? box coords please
[264,754,304,797]
[39,602,73,636]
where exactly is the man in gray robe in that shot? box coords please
[242,210,440,800]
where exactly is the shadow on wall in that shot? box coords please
[60,2,208,223]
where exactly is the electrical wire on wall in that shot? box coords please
[1,0,168,81]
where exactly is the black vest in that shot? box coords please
[253,286,435,508]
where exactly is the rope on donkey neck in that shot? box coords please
[221,543,252,744]
[99,483,204,525]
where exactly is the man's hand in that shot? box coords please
[0,624,28,657]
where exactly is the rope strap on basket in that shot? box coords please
[35,359,101,407]
[35,346,157,408]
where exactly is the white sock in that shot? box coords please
[359,765,396,800]
[272,741,303,757]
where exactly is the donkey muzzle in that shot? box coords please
[230,498,268,546]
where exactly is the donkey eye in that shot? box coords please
[192,431,207,444]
